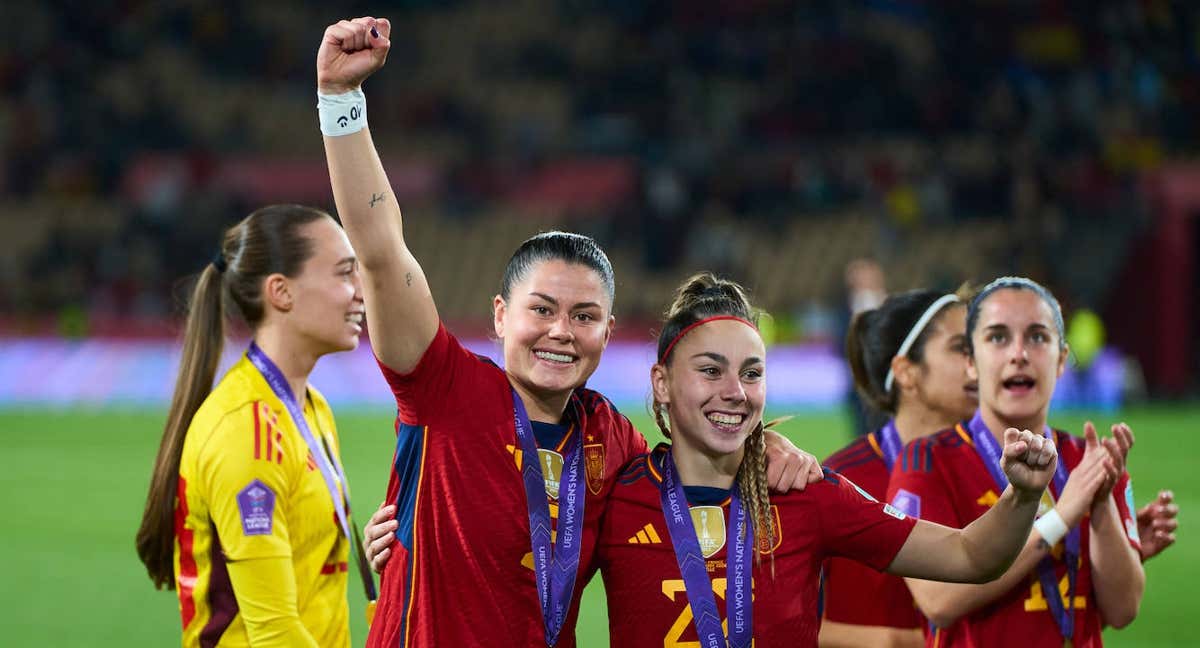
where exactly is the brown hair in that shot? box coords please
[501,231,615,304]
[652,272,775,566]
[845,285,973,415]
[135,205,331,590]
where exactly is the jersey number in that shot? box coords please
[1023,559,1086,613]
[661,578,754,648]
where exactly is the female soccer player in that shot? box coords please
[888,276,1145,647]
[315,16,819,647]
[594,272,1073,648]
[819,288,977,647]
[135,205,370,647]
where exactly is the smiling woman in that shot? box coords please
[135,205,370,647]
[595,272,1065,648]
[494,237,616,422]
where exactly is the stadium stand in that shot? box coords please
[0,1,1193,365]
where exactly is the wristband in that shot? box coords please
[318,89,367,136]
[1034,508,1069,547]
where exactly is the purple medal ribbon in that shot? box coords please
[658,448,754,648]
[877,419,903,470]
[966,411,1079,642]
[246,344,355,551]
[511,389,586,647]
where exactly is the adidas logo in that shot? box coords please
[627,523,662,544]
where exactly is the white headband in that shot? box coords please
[883,294,961,393]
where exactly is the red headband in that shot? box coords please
[658,315,758,364]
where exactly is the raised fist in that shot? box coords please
[317,17,392,94]
[1000,427,1058,496]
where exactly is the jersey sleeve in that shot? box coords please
[227,556,320,647]
[1113,472,1142,553]
[197,402,294,561]
[885,438,959,528]
[375,321,481,424]
[817,470,918,571]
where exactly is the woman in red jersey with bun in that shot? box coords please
[595,272,1067,647]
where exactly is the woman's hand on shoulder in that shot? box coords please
[763,430,823,493]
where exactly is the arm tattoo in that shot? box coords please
[369,192,387,207]
[405,272,413,287]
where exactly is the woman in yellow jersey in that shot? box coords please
[136,205,367,647]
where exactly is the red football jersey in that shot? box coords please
[366,324,649,647]
[597,444,918,648]
[887,423,1141,648]
[821,432,924,629]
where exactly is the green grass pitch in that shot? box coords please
[0,404,1193,646]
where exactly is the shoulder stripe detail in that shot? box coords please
[252,402,261,460]
[824,442,875,470]
[827,454,885,474]
[619,456,651,485]
[897,439,937,474]
[251,401,283,464]
[902,440,918,472]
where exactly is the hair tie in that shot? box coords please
[212,250,228,273]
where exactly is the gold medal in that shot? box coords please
[365,599,377,625]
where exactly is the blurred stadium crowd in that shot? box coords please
[0,1,1195,390]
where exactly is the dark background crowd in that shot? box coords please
[0,0,1196,394]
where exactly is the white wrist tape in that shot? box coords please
[1034,508,1069,547]
[318,89,367,137]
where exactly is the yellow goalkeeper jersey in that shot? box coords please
[174,354,349,647]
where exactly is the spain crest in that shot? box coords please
[584,443,605,495]
[690,506,726,558]
[757,504,782,554]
